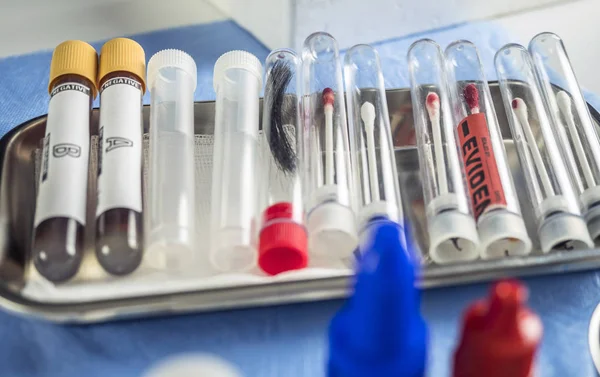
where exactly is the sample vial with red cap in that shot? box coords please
[344,44,405,247]
[301,32,358,260]
[445,40,531,259]
[453,279,543,377]
[258,49,308,275]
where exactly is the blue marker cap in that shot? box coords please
[327,220,427,377]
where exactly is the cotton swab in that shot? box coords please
[464,83,480,114]
[361,101,380,202]
[556,90,596,187]
[323,87,335,186]
[426,92,448,195]
[512,98,555,196]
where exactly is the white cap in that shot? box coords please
[144,354,242,377]
[147,49,198,90]
[428,210,479,264]
[538,213,593,252]
[213,50,263,91]
[585,204,600,243]
[307,202,358,259]
[478,209,532,259]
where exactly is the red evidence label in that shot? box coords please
[457,113,507,220]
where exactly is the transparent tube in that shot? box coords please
[344,44,404,242]
[210,50,262,272]
[445,40,531,259]
[529,32,600,242]
[495,44,593,252]
[407,39,479,264]
[146,49,197,270]
[301,32,357,259]
[258,49,307,275]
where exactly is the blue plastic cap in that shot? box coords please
[327,221,427,377]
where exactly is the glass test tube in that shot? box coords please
[344,44,405,244]
[146,49,197,270]
[529,32,600,242]
[301,32,358,259]
[210,50,262,272]
[95,38,145,275]
[407,39,479,263]
[495,44,593,252]
[258,49,308,275]
[445,40,531,259]
[32,40,97,282]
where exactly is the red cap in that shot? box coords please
[453,279,543,377]
[258,202,308,276]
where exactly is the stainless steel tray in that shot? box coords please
[1,84,600,323]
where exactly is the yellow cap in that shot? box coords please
[98,38,146,92]
[49,40,98,97]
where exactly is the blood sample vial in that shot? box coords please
[95,38,146,275]
[32,40,98,282]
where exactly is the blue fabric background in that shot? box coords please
[1,20,600,377]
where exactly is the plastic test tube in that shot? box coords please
[445,40,531,259]
[258,49,308,275]
[32,40,97,282]
[95,38,146,275]
[146,50,197,269]
[344,44,405,246]
[495,44,593,252]
[529,32,600,243]
[210,50,262,272]
[407,39,479,264]
[301,32,358,259]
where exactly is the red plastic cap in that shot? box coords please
[258,203,308,276]
[453,279,543,377]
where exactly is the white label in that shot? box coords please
[34,83,91,227]
[96,77,143,216]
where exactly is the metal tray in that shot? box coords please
[1,84,600,323]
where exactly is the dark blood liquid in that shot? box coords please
[33,218,84,282]
[96,208,143,275]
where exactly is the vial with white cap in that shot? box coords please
[495,44,593,252]
[146,49,197,270]
[344,44,405,247]
[529,32,600,243]
[210,50,262,272]
[407,39,479,263]
[258,49,308,275]
[301,32,358,260]
[445,40,531,259]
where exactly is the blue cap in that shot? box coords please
[327,220,427,377]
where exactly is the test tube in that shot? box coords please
[146,49,197,269]
[445,40,532,259]
[301,32,358,259]
[210,50,262,272]
[95,38,145,275]
[32,40,97,282]
[258,49,308,275]
[529,32,600,243]
[407,39,479,264]
[344,44,404,245]
[495,44,593,252]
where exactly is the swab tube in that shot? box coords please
[495,44,593,252]
[529,32,600,243]
[407,39,479,263]
[445,40,531,259]
[344,44,405,246]
[301,32,357,259]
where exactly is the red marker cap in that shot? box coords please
[453,279,543,377]
[258,202,308,276]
